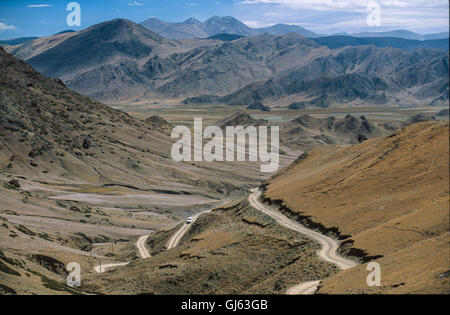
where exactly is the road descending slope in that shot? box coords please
[285,281,321,295]
[166,211,211,249]
[94,234,152,273]
[136,235,151,259]
[96,199,235,273]
[166,198,236,249]
[263,122,449,294]
[248,188,357,294]
[94,262,129,274]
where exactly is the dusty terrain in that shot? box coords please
[81,200,338,295]
[249,188,357,294]
[263,121,449,294]
[0,46,448,295]
[0,48,289,294]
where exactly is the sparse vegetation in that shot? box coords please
[16,225,36,236]
[82,201,337,295]
[40,274,83,295]
[0,253,21,276]
[0,283,17,295]
[265,122,449,294]
[0,19,448,296]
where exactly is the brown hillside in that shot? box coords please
[264,122,449,293]
[0,47,285,294]
[0,46,269,197]
[82,200,337,295]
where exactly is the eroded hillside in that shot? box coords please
[0,47,281,294]
[82,200,338,295]
[263,121,449,293]
[0,46,276,200]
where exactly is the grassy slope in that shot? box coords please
[82,200,338,295]
[265,122,449,293]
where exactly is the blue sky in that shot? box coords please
[0,0,448,39]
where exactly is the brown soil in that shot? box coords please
[81,201,338,295]
[264,122,449,294]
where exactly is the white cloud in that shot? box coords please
[239,0,448,11]
[237,0,449,34]
[264,12,282,16]
[128,1,144,6]
[27,4,53,8]
[0,22,16,31]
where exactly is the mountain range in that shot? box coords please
[196,46,449,107]
[2,16,448,45]
[3,18,449,107]
[0,37,39,46]
[350,30,450,41]
[140,16,449,41]
[6,19,331,103]
[140,16,318,39]
[311,36,448,51]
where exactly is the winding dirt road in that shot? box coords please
[286,281,321,295]
[136,235,151,259]
[248,188,357,294]
[94,262,129,273]
[166,210,211,249]
[166,199,235,250]
[95,208,214,273]
[94,234,151,273]
[94,201,229,273]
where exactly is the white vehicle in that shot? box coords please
[186,217,193,224]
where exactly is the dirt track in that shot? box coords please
[248,188,357,294]
[166,211,211,249]
[94,234,151,273]
[136,235,151,259]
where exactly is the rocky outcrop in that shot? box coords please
[403,114,437,126]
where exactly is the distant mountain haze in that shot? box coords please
[5,18,449,106]
[1,16,447,44]
[350,30,449,41]
[140,16,449,41]
[140,16,318,39]
[311,36,449,51]
[0,37,39,46]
